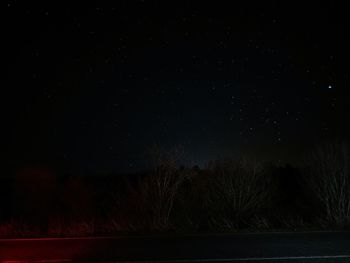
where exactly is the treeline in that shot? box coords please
[0,141,349,237]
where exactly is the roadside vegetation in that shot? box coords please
[0,141,349,237]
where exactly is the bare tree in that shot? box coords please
[132,145,187,230]
[205,158,272,230]
[305,141,350,227]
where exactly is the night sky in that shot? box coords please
[4,2,350,173]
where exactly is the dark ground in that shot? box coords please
[1,231,350,262]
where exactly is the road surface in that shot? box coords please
[1,231,350,262]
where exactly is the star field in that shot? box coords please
[4,2,350,172]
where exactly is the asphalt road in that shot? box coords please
[1,231,350,262]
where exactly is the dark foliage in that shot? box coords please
[1,142,349,237]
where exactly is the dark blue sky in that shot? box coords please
[4,2,350,173]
